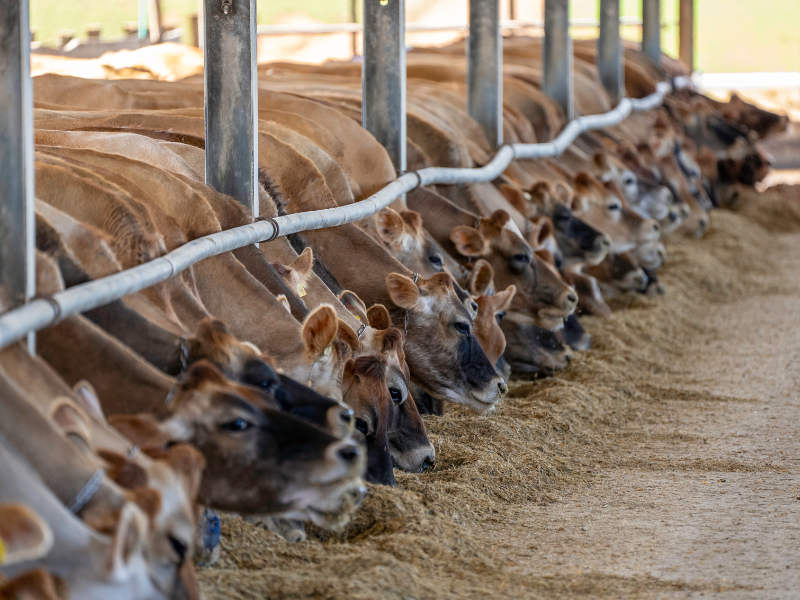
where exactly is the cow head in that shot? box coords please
[584,251,648,297]
[110,361,365,525]
[571,172,661,253]
[270,247,314,306]
[499,318,572,376]
[376,208,444,277]
[342,355,396,486]
[468,260,516,368]
[386,271,507,411]
[449,209,577,330]
[522,181,610,267]
[186,318,354,437]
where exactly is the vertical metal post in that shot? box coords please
[0,0,35,352]
[204,0,258,215]
[467,0,503,149]
[597,0,623,104]
[678,0,694,71]
[362,0,406,173]
[642,0,661,65]
[543,0,573,122]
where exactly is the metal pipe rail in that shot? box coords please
[0,79,684,351]
[254,17,657,36]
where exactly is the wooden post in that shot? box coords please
[679,0,694,71]
[350,0,358,58]
[0,0,36,351]
[147,0,163,43]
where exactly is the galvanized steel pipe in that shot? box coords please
[0,80,681,350]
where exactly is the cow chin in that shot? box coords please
[280,480,367,530]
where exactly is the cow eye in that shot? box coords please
[389,387,403,404]
[624,176,636,186]
[470,301,478,313]
[355,418,369,435]
[512,253,530,264]
[429,255,442,266]
[454,321,470,336]
[607,203,621,211]
[260,379,276,392]
[495,311,506,324]
[220,417,253,432]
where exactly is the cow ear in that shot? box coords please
[533,216,554,248]
[553,179,574,204]
[109,414,171,448]
[339,290,369,323]
[108,503,147,578]
[469,259,494,297]
[399,210,423,233]
[289,247,314,289]
[386,273,420,309]
[181,360,227,391]
[0,504,53,566]
[72,380,106,422]
[574,172,595,191]
[376,208,406,245]
[498,184,531,216]
[592,150,609,171]
[423,272,454,295]
[449,226,488,257]
[486,209,510,230]
[337,320,361,352]
[164,444,206,502]
[535,248,555,266]
[492,285,516,312]
[49,398,94,453]
[96,449,149,490]
[367,304,392,330]
[275,294,291,312]
[302,304,339,360]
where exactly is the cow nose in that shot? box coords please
[668,208,679,223]
[565,352,573,363]
[354,485,368,506]
[421,457,435,472]
[657,247,666,265]
[698,215,709,234]
[566,291,578,307]
[168,535,189,564]
[497,380,508,397]
[336,442,361,465]
[340,407,354,425]
[679,203,690,219]
[600,235,611,249]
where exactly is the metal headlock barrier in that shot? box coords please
[0,0,694,353]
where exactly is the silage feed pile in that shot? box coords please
[196,198,796,600]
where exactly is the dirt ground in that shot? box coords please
[490,234,800,599]
[197,193,800,599]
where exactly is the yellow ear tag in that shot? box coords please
[298,285,307,298]
[354,314,361,322]
[323,345,332,357]
[0,535,7,565]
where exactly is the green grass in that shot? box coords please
[30,0,800,73]
[30,0,354,46]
